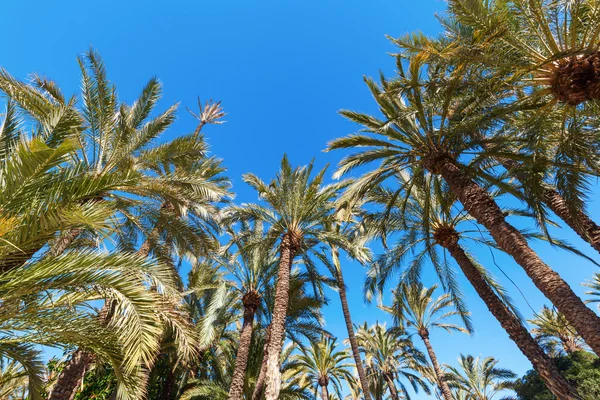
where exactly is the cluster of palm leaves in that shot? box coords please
[2,1,600,400]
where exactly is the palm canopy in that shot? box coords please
[289,336,354,398]
[355,323,431,399]
[386,282,471,337]
[0,50,231,270]
[0,123,191,399]
[444,354,517,400]
[447,0,600,106]
[223,155,350,262]
[528,306,585,355]
[360,173,548,326]
[328,37,600,235]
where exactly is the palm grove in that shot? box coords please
[2,1,600,399]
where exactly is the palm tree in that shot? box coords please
[326,50,600,355]
[316,204,373,400]
[0,358,28,400]
[218,222,277,400]
[386,282,469,400]
[529,306,585,355]
[394,12,600,258]
[448,0,600,107]
[0,113,186,400]
[583,273,600,310]
[225,156,345,400]
[289,336,354,400]
[361,173,579,398]
[445,354,517,400]
[355,323,430,400]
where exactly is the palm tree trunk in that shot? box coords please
[499,157,600,255]
[331,246,372,400]
[440,233,580,399]
[263,231,300,400]
[382,372,400,400]
[47,349,96,400]
[251,326,270,400]
[418,329,453,400]
[320,383,329,400]
[427,155,600,355]
[228,291,261,400]
[48,238,153,400]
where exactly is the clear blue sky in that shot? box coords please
[3,1,600,398]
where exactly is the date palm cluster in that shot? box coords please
[1,1,600,400]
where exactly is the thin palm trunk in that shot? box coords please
[438,230,580,399]
[382,372,400,400]
[48,238,153,400]
[498,156,600,255]
[228,291,261,400]
[418,330,453,400]
[263,231,300,400]
[331,246,372,400]
[427,155,600,355]
[320,382,329,400]
[251,325,270,400]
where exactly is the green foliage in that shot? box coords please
[514,351,600,400]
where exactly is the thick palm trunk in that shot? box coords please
[49,239,153,400]
[438,230,580,399]
[426,155,600,355]
[498,156,600,255]
[47,349,96,400]
[228,291,261,400]
[382,372,400,400]
[251,326,270,400]
[418,330,453,400]
[331,246,372,400]
[263,231,300,400]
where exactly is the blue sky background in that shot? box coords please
[3,0,600,398]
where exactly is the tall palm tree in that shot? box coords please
[394,13,600,257]
[218,222,277,400]
[326,50,600,355]
[289,336,354,400]
[386,282,469,400]
[529,306,585,355]
[361,173,580,398]
[316,204,373,400]
[445,354,517,400]
[251,269,330,400]
[355,323,430,400]
[225,156,345,400]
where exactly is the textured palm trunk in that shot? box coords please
[228,290,261,400]
[331,246,372,400]
[418,329,453,400]
[437,228,580,399]
[498,156,600,255]
[382,372,400,400]
[263,231,300,400]
[251,325,270,400]
[426,155,600,356]
[48,238,153,400]
[47,349,96,400]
